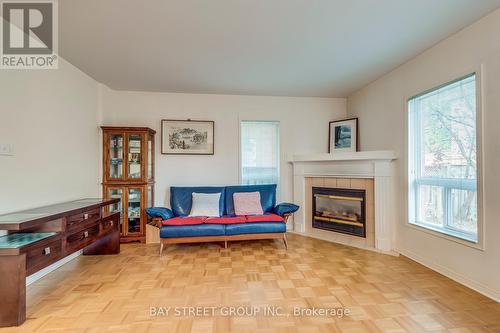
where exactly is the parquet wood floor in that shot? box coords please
[2,233,499,333]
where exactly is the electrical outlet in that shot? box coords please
[0,144,15,156]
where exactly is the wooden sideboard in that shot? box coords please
[0,199,120,327]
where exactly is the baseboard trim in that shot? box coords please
[288,230,399,256]
[26,250,82,286]
[398,247,500,303]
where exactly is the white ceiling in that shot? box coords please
[59,0,500,97]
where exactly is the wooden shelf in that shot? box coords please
[0,199,119,231]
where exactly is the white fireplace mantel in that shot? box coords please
[289,150,396,163]
[289,150,397,254]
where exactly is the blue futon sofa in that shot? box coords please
[147,184,299,255]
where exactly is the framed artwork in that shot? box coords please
[328,118,358,153]
[161,119,214,155]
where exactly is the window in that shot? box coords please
[408,74,479,243]
[240,121,280,187]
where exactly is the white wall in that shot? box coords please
[347,8,500,301]
[101,87,346,207]
[0,58,101,215]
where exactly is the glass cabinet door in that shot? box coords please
[147,185,153,208]
[109,134,124,179]
[127,134,142,179]
[147,134,153,181]
[127,188,142,234]
[108,188,123,234]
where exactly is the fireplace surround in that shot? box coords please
[289,151,396,253]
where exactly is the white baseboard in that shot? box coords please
[398,247,500,303]
[287,230,399,256]
[26,250,82,286]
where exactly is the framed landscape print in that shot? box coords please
[328,118,358,153]
[161,119,215,155]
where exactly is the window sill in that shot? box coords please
[406,221,484,251]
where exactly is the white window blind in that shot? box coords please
[240,121,280,186]
[408,74,478,242]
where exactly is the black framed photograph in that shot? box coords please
[328,118,358,153]
[161,119,215,155]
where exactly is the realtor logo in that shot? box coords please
[1,0,58,69]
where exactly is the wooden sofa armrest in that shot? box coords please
[283,213,292,223]
[152,217,162,228]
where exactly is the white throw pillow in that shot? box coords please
[188,192,221,217]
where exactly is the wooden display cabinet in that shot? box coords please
[101,127,156,243]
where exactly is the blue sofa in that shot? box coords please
[147,184,299,255]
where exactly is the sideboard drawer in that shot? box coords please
[26,239,62,275]
[66,224,100,253]
[66,208,100,232]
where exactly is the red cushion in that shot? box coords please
[245,213,285,223]
[162,216,206,226]
[204,215,246,224]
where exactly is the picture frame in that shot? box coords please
[328,118,358,153]
[161,119,215,155]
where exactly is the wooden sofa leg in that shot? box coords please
[283,234,288,249]
[159,242,164,256]
[224,240,227,249]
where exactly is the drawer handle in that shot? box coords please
[43,247,51,255]
[84,231,89,238]
[84,213,89,220]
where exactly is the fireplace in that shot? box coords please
[312,187,366,238]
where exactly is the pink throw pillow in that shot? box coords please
[233,192,264,216]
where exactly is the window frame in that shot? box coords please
[406,71,485,249]
[238,120,281,191]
